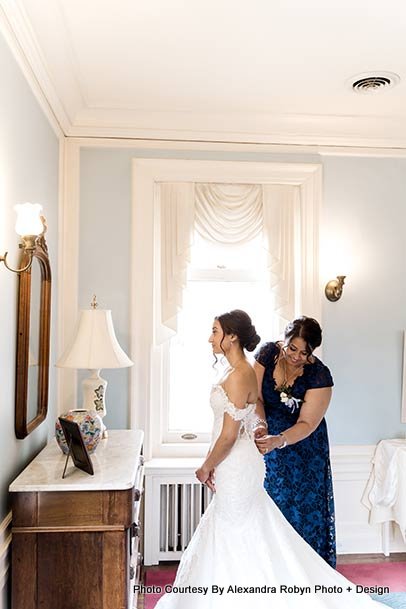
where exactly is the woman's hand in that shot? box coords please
[255,434,284,455]
[254,427,268,439]
[195,466,216,492]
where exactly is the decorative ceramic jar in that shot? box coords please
[55,409,103,454]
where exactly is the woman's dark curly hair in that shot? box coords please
[282,316,322,361]
[216,309,260,355]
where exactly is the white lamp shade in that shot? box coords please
[14,203,43,236]
[56,309,133,369]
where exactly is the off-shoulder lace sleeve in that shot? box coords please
[215,385,255,420]
[223,401,252,421]
[213,385,256,440]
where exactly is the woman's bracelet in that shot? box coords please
[277,432,288,449]
[252,417,268,430]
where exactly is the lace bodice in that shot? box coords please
[210,384,257,444]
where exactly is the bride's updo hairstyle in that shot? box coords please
[216,309,261,353]
[283,316,322,360]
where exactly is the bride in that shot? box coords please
[155,310,385,608]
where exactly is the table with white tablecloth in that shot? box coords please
[362,438,406,555]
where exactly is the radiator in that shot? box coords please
[144,465,213,565]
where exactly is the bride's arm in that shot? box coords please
[197,415,241,474]
[196,375,249,488]
[253,361,268,438]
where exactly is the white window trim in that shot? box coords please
[130,159,322,460]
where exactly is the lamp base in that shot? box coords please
[82,370,108,438]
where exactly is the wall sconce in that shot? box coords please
[325,275,346,302]
[0,203,45,273]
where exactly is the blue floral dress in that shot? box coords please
[254,341,336,568]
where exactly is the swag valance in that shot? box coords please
[159,181,300,338]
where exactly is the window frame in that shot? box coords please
[131,159,322,459]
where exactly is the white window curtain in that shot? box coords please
[159,183,195,335]
[158,181,302,340]
[195,183,263,244]
[262,184,297,324]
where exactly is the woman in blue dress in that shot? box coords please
[253,316,336,568]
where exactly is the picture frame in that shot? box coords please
[58,417,94,476]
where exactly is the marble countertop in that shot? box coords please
[9,429,144,492]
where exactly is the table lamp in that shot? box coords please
[56,296,133,437]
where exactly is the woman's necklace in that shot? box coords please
[277,358,304,412]
[282,357,303,387]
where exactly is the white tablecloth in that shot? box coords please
[362,439,406,541]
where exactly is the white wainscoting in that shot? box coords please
[144,445,406,564]
[0,512,12,609]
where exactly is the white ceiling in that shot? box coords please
[3,0,406,147]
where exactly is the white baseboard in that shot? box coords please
[0,512,12,601]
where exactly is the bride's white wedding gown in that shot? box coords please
[155,385,385,608]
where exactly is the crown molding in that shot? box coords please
[0,0,67,137]
[67,108,406,150]
[3,1,406,151]
[60,136,406,160]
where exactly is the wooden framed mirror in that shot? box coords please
[15,233,51,438]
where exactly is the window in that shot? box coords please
[131,158,321,459]
[164,232,277,443]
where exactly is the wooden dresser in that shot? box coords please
[9,430,144,609]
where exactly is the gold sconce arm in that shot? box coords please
[325,275,346,302]
[0,250,34,274]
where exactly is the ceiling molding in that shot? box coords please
[66,109,406,149]
[0,0,69,136]
[3,1,406,150]
[65,136,406,158]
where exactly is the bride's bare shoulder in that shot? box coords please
[223,364,257,408]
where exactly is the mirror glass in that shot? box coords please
[15,237,51,439]
[26,258,41,424]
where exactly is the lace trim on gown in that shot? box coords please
[212,384,257,439]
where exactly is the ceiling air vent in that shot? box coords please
[349,71,400,94]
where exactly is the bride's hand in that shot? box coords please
[255,434,283,455]
[195,466,216,492]
[206,469,216,493]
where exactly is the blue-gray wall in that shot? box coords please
[79,147,406,443]
[0,30,59,523]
